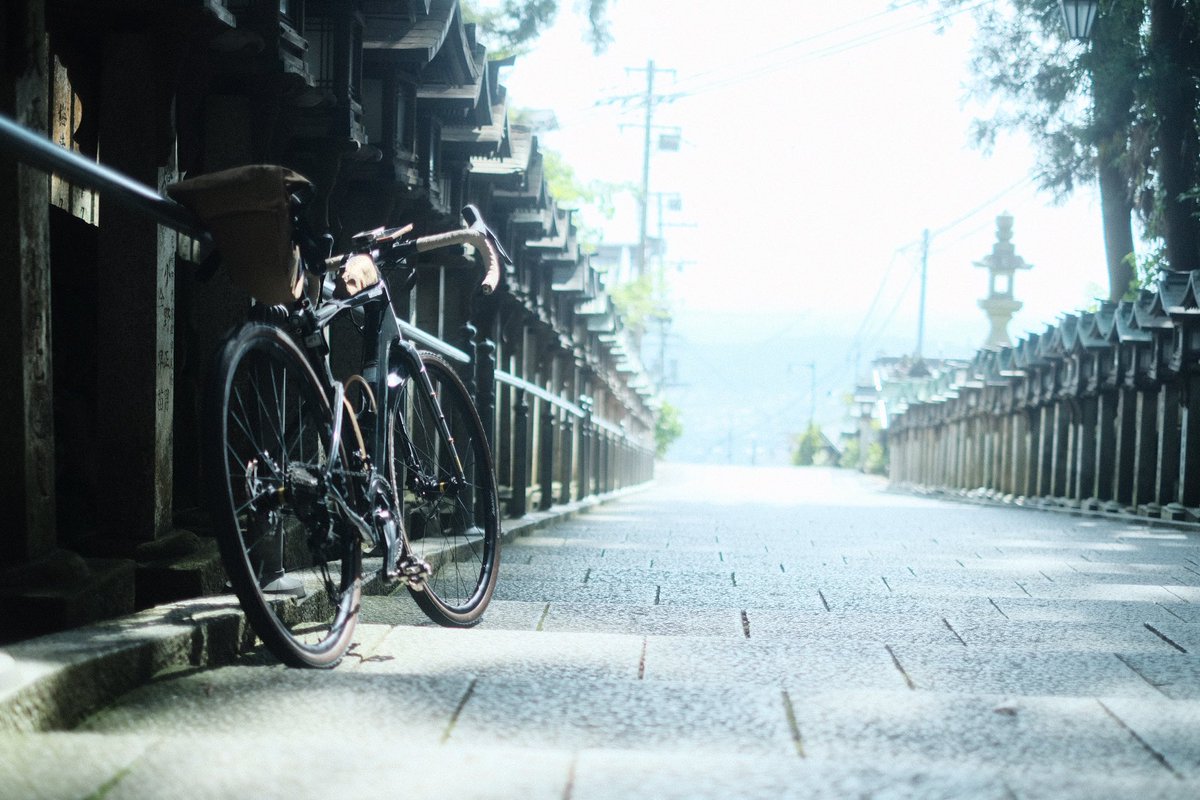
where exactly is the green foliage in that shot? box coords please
[609,275,662,335]
[839,438,861,469]
[1123,246,1168,299]
[654,400,682,458]
[942,0,1200,291]
[539,148,629,253]
[541,149,624,216]
[462,0,613,57]
[791,423,826,467]
[864,441,888,475]
[542,149,595,207]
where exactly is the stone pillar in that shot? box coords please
[1155,383,1181,517]
[997,413,1010,495]
[0,0,55,566]
[509,389,529,518]
[1012,410,1029,497]
[1036,405,1053,497]
[94,32,178,543]
[1132,389,1159,512]
[1112,387,1138,508]
[1075,396,1097,505]
[559,413,575,504]
[475,333,497,451]
[579,402,592,499]
[599,429,610,494]
[1050,402,1070,499]
[538,400,554,511]
[0,2,136,638]
[1177,375,1200,510]
[1093,391,1116,502]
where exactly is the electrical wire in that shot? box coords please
[584,0,928,101]
[575,0,993,117]
[929,174,1037,237]
[661,0,994,102]
[666,0,929,88]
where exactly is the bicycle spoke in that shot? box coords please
[209,323,359,668]
[391,353,498,625]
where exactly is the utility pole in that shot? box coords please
[915,228,930,361]
[639,60,654,279]
[626,60,675,279]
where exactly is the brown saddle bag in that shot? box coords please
[167,165,312,306]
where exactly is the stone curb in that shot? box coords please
[890,480,1200,534]
[0,482,652,733]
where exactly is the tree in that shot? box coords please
[463,0,614,56]
[654,400,682,458]
[944,0,1200,294]
[609,274,657,335]
[538,146,629,252]
[791,423,825,467]
[1144,0,1200,272]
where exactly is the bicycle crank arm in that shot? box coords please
[327,488,374,547]
[376,510,432,589]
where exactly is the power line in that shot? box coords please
[859,265,921,354]
[667,0,928,88]
[585,0,927,102]
[662,0,993,102]
[844,172,1040,364]
[581,0,992,113]
[929,174,1037,237]
[847,244,914,349]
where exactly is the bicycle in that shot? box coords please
[169,165,508,668]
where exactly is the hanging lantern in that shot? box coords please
[1058,0,1099,40]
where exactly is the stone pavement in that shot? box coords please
[4,463,1200,799]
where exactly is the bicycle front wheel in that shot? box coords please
[207,322,361,668]
[389,352,501,625]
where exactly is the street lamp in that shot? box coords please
[1058,0,1099,40]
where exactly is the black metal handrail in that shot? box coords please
[0,113,212,245]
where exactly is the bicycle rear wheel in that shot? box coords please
[207,322,361,668]
[389,352,500,625]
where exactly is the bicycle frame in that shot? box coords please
[285,263,468,570]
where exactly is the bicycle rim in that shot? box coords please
[390,353,500,625]
[208,323,360,667]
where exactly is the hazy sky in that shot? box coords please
[492,0,1111,360]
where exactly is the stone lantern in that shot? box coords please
[975,213,1033,347]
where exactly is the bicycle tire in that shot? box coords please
[389,352,500,625]
[207,322,361,667]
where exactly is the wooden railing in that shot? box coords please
[884,271,1200,522]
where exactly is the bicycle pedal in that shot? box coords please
[396,556,432,591]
